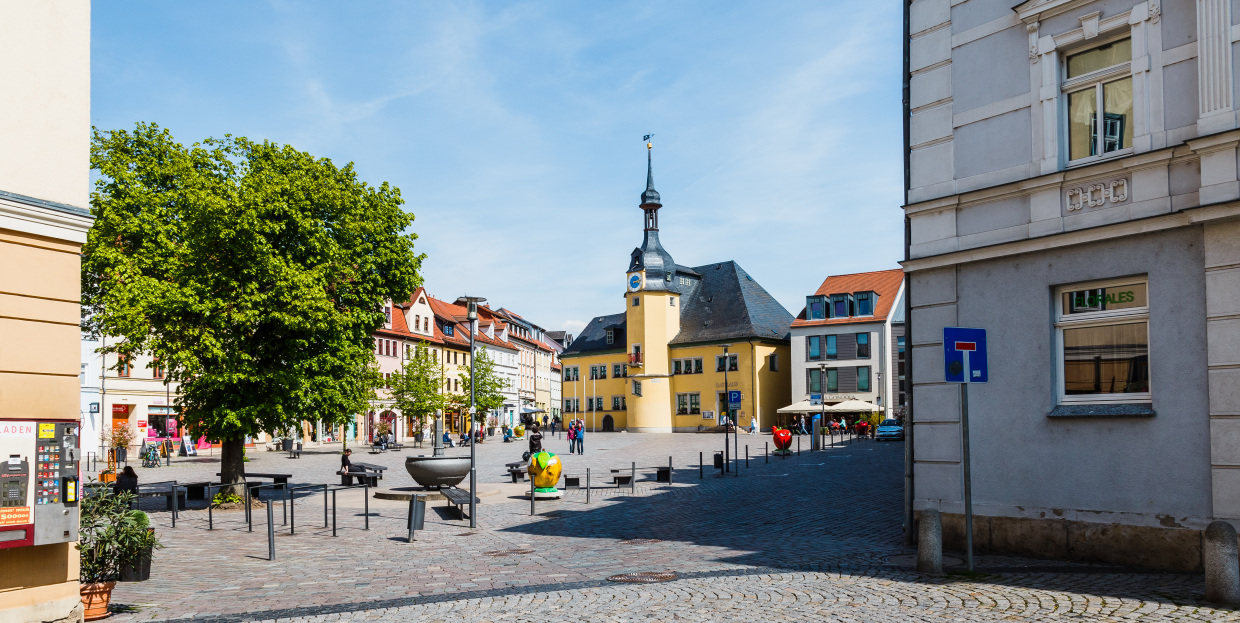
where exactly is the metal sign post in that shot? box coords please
[729,390,742,476]
[943,327,987,572]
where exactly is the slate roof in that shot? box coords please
[562,261,793,357]
[671,261,793,344]
[561,313,627,356]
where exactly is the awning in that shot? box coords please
[824,399,881,412]
[521,406,546,414]
[777,400,828,414]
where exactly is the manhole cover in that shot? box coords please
[618,538,662,545]
[607,571,678,584]
[484,549,535,557]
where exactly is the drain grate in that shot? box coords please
[618,538,662,545]
[484,549,535,557]
[607,571,678,584]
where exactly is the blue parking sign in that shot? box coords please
[944,327,988,383]
[728,390,742,404]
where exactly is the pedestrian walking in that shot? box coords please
[566,421,577,454]
[550,417,557,438]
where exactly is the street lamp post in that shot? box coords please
[462,295,487,529]
[819,363,829,450]
[720,344,732,474]
[433,408,444,457]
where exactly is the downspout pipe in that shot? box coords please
[902,0,916,548]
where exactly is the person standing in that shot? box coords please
[528,422,543,456]
[550,417,557,438]
[575,420,585,455]
[566,421,576,454]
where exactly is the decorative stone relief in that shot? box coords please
[1148,2,1160,23]
[1079,11,1101,39]
[1028,22,1040,64]
[1065,178,1129,212]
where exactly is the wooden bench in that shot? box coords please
[217,472,292,489]
[505,462,526,483]
[442,487,478,519]
[340,462,386,487]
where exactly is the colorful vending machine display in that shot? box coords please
[0,420,79,549]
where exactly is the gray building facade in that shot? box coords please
[903,0,1240,570]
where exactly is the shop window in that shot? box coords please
[1065,38,1133,164]
[857,333,870,359]
[1056,278,1150,403]
[857,366,871,392]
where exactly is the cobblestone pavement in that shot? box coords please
[103,433,1239,622]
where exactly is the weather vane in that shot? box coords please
[643,133,654,149]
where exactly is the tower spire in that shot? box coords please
[640,136,661,229]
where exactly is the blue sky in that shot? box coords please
[92,1,905,336]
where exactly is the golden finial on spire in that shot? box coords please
[643,133,654,150]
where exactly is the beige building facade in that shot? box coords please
[0,2,93,621]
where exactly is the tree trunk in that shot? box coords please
[219,437,246,496]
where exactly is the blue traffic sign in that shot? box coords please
[944,327,988,383]
[728,390,742,404]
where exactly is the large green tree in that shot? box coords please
[388,342,446,439]
[457,348,508,425]
[84,123,424,490]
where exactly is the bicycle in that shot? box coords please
[141,444,161,468]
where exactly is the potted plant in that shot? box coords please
[98,468,116,484]
[487,416,498,436]
[78,485,161,620]
[108,426,135,464]
[118,510,156,582]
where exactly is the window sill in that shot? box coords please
[1048,404,1155,418]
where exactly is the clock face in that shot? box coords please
[628,273,642,292]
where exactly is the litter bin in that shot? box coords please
[282,439,293,452]
[713,452,724,470]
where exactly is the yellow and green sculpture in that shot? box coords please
[527,451,562,498]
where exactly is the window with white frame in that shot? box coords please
[605,329,614,344]
[676,392,701,415]
[716,354,738,372]
[1064,37,1132,164]
[1055,278,1150,403]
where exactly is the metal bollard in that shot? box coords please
[916,509,943,574]
[530,477,536,515]
[631,462,636,494]
[699,452,703,479]
[331,490,337,536]
[170,486,177,529]
[323,484,328,528]
[283,487,288,526]
[290,488,296,535]
[267,500,275,561]
[245,485,252,532]
[1205,520,1240,604]
[797,436,801,456]
[407,495,426,543]
[586,468,591,504]
[207,484,214,530]
[668,456,673,485]
[363,483,370,531]
[765,441,769,464]
[745,445,749,468]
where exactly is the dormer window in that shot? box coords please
[806,296,827,320]
[384,306,392,324]
[442,323,454,337]
[605,329,614,345]
[831,294,853,318]
[854,292,874,316]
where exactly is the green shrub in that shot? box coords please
[212,491,242,507]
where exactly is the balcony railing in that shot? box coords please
[628,353,643,365]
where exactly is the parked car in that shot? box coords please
[875,419,904,441]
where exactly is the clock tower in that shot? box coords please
[624,141,681,432]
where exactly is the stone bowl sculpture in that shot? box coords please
[405,455,471,489]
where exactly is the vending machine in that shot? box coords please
[0,420,80,549]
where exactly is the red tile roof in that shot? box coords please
[790,268,904,328]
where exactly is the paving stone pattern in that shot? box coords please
[102,434,1239,622]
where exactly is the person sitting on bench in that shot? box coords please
[113,466,139,496]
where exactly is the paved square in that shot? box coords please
[101,433,1238,622]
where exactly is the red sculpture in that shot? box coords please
[772,426,792,450]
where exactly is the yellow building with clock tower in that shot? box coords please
[560,145,792,432]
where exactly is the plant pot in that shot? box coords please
[114,448,127,463]
[119,551,152,582]
[282,439,293,452]
[487,427,497,436]
[100,472,117,483]
[80,581,116,621]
